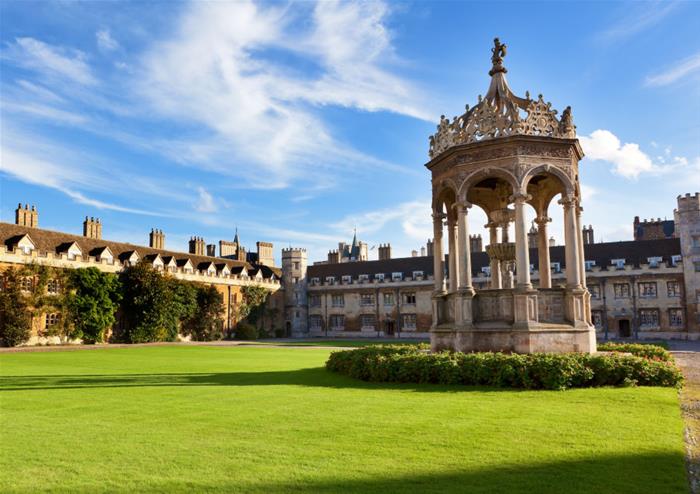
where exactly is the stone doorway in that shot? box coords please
[618,319,631,338]
[385,320,395,336]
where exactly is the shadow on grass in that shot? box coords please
[35,452,687,494]
[0,367,519,393]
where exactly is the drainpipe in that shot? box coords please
[601,278,608,341]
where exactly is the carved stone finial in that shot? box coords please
[489,37,507,76]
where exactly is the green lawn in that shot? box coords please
[0,346,688,493]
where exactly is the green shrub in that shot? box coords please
[235,323,258,340]
[597,342,672,362]
[0,268,32,347]
[326,345,683,390]
[69,268,122,344]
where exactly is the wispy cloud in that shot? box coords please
[195,187,216,213]
[3,37,97,85]
[646,51,700,86]
[597,1,680,42]
[96,29,119,52]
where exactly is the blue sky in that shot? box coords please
[1,0,699,263]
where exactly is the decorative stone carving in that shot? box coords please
[428,39,576,160]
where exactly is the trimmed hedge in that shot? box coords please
[325,345,683,390]
[597,342,672,362]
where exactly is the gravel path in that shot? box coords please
[673,351,700,493]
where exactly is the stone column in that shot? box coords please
[512,192,532,290]
[432,213,445,292]
[535,215,552,288]
[457,203,473,291]
[576,205,587,288]
[560,196,582,289]
[488,222,502,289]
[447,218,458,292]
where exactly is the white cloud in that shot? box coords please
[135,0,427,188]
[4,37,97,85]
[195,187,216,213]
[580,129,700,186]
[597,1,680,42]
[646,51,700,86]
[96,29,119,51]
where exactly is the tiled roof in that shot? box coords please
[0,222,261,274]
[307,238,682,279]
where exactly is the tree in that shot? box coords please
[119,263,178,343]
[68,268,121,344]
[184,285,224,341]
[0,268,32,346]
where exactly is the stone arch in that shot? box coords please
[433,178,459,221]
[521,164,575,217]
[521,164,575,195]
[457,167,519,202]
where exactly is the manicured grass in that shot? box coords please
[246,338,427,347]
[0,346,688,493]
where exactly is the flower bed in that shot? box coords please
[326,345,683,390]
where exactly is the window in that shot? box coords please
[588,284,601,299]
[309,294,321,307]
[325,276,335,285]
[293,261,300,270]
[331,294,344,307]
[647,256,662,268]
[45,313,60,329]
[360,293,374,306]
[342,275,352,284]
[383,293,394,306]
[591,311,603,329]
[692,235,700,248]
[614,283,630,299]
[358,274,369,283]
[360,314,376,330]
[669,309,684,328]
[375,273,385,282]
[46,279,60,295]
[481,266,491,276]
[19,276,33,292]
[309,315,323,330]
[638,282,657,298]
[611,258,625,270]
[329,315,345,330]
[311,277,320,285]
[638,309,660,328]
[667,281,681,297]
[295,311,300,319]
[585,260,596,271]
[293,277,299,284]
[403,292,416,305]
[402,314,417,330]
[671,255,682,266]
[391,272,403,281]
[694,261,700,273]
[412,271,424,280]
[550,262,561,273]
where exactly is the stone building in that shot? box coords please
[634,216,676,241]
[283,191,700,341]
[323,230,368,264]
[2,204,282,344]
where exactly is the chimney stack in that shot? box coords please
[83,217,102,239]
[189,236,205,256]
[15,203,38,227]
[426,239,434,257]
[378,243,392,261]
[420,246,426,256]
[583,225,594,245]
[206,244,216,257]
[469,234,483,253]
[149,229,165,249]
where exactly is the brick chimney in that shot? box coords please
[469,234,483,253]
[149,229,165,249]
[15,203,38,227]
[189,236,205,256]
[83,217,102,239]
[206,244,216,257]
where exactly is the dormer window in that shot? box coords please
[311,277,320,285]
[375,273,385,282]
[342,275,352,284]
[671,255,682,266]
[550,262,561,273]
[325,276,335,285]
[585,260,596,271]
[647,257,662,268]
[412,271,424,280]
[391,272,403,281]
[611,258,625,270]
[358,274,369,283]
[481,266,491,276]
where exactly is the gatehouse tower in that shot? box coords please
[427,38,595,353]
